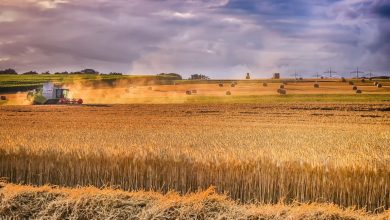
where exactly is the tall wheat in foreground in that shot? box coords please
[0,103,389,212]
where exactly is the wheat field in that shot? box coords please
[1,183,389,219]
[0,103,389,217]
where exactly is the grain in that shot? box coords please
[0,183,388,220]
[0,103,389,211]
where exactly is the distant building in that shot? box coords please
[189,74,209,80]
[246,73,251,79]
[273,73,280,79]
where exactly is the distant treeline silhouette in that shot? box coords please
[0,69,188,80]
[0,68,123,75]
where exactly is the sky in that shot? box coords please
[0,0,389,78]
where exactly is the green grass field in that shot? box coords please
[0,74,177,92]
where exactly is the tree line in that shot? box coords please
[0,68,120,75]
[0,68,211,80]
[159,73,210,80]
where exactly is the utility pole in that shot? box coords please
[350,67,364,78]
[290,70,300,79]
[368,70,372,78]
[366,70,373,78]
[324,67,337,78]
[312,72,320,78]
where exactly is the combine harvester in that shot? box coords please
[27,82,83,105]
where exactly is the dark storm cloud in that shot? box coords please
[0,0,389,77]
[224,0,311,17]
[371,0,390,18]
[346,0,390,70]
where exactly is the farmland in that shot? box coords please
[1,184,389,219]
[0,76,389,219]
[3,0,390,218]
[0,74,178,93]
[1,77,390,105]
[66,79,390,104]
[0,101,389,218]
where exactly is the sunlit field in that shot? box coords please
[2,0,390,218]
[1,184,389,219]
[1,101,389,218]
[1,78,390,105]
[40,78,390,104]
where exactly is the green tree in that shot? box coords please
[158,73,182,80]
[22,71,38,75]
[0,68,18,74]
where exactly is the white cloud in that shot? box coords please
[0,11,19,23]
[28,0,69,9]
[173,12,195,19]
[0,0,388,76]
[222,17,243,24]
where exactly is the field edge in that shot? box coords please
[0,183,388,220]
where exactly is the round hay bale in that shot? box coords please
[0,96,6,101]
[377,83,382,88]
[314,83,320,88]
[231,84,235,87]
[186,90,192,95]
[219,83,224,87]
[352,86,357,90]
[234,81,238,85]
[226,91,231,95]
[262,82,268,87]
[341,77,346,82]
[279,84,285,89]
[282,81,288,85]
[148,86,153,90]
[361,78,366,83]
[191,90,197,94]
[374,82,379,86]
[356,90,362,94]
[348,81,354,85]
[277,89,286,95]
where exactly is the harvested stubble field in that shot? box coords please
[0,103,389,219]
[1,78,389,105]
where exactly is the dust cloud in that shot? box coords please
[65,78,191,104]
[1,78,195,105]
[0,92,32,105]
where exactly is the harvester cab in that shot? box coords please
[27,82,83,105]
